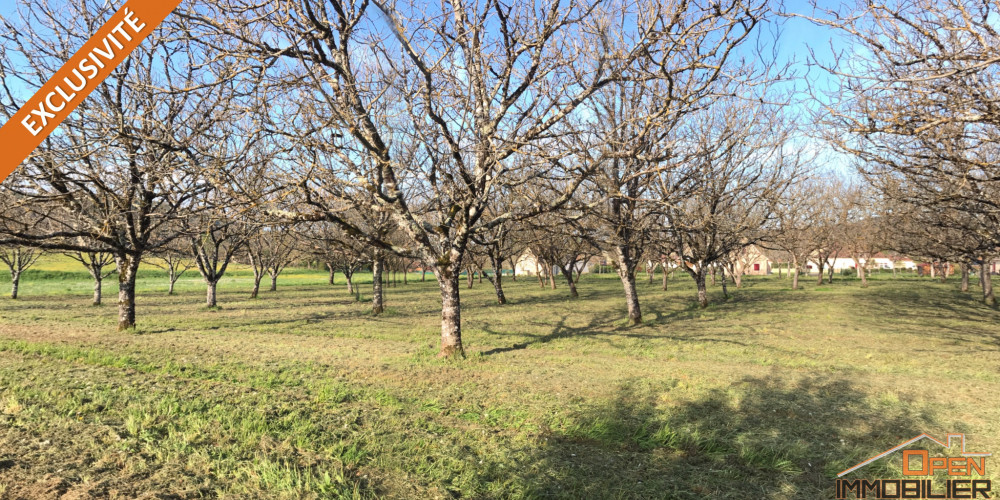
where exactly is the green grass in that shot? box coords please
[0,263,998,499]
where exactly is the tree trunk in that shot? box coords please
[647,264,653,284]
[696,271,708,308]
[10,271,20,299]
[250,275,261,299]
[711,266,717,286]
[509,257,517,281]
[491,276,507,305]
[982,264,995,306]
[720,266,729,299]
[116,254,140,330]
[609,247,642,325]
[327,263,336,285]
[828,265,834,283]
[437,268,464,358]
[168,273,178,295]
[487,254,507,305]
[817,262,825,285]
[372,258,385,315]
[790,257,799,289]
[856,259,868,288]
[620,269,641,325]
[345,270,355,294]
[661,260,668,291]
[961,263,970,292]
[467,267,474,289]
[930,263,936,278]
[93,277,102,306]
[559,265,579,298]
[269,274,277,292]
[206,280,218,308]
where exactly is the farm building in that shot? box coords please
[513,249,595,277]
[732,244,772,275]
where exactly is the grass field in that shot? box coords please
[1,261,998,499]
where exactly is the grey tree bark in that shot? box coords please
[791,256,800,290]
[372,258,385,315]
[206,280,218,308]
[116,254,141,330]
[437,269,463,358]
[696,270,709,308]
[981,263,995,306]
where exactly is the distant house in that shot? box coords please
[828,257,858,271]
[805,255,849,273]
[733,244,772,275]
[513,249,594,276]
[806,253,914,273]
[513,249,545,276]
[989,260,1000,275]
[869,254,894,269]
[918,261,954,277]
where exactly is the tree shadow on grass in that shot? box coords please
[859,284,1000,351]
[477,308,761,357]
[499,375,936,499]
[477,313,700,356]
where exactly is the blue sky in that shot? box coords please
[0,0,849,92]
[0,0,853,172]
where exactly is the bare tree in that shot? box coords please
[470,206,523,305]
[532,219,597,299]
[0,246,42,299]
[190,0,731,357]
[662,96,799,307]
[66,250,116,305]
[579,82,675,324]
[0,0,259,329]
[800,0,1000,261]
[301,222,364,294]
[837,182,888,288]
[768,177,835,290]
[885,190,999,305]
[247,224,301,298]
[189,207,251,308]
[148,245,196,296]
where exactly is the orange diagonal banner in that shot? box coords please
[0,0,182,184]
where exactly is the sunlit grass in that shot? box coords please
[0,266,998,498]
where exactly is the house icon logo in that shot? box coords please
[835,433,993,499]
